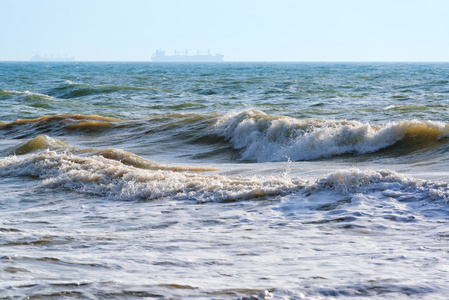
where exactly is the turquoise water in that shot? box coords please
[2,62,449,122]
[1,62,449,299]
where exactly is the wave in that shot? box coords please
[0,89,58,102]
[0,150,301,202]
[7,135,218,172]
[214,109,449,162]
[0,114,120,137]
[149,102,208,110]
[1,110,449,162]
[9,135,73,155]
[310,168,449,201]
[0,113,215,137]
[46,81,157,99]
[0,149,447,203]
[382,104,428,111]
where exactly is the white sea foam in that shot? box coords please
[4,90,57,101]
[0,150,447,203]
[215,109,449,162]
[310,168,449,201]
[383,105,397,110]
[64,80,84,85]
[0,151,303,202]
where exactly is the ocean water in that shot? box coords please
[0,62,449,299]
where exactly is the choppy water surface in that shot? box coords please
[1,62,449,299]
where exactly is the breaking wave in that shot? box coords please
[310,168,449,201]
[0,150,301,202]
[6,135,218,172]
[0,145,447,203]
[1,110,449,162]
[215,109,449,162]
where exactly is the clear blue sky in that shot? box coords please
[1,0,448,62]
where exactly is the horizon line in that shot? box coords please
[1,60,449,63]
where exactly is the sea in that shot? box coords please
[0,62,449,299]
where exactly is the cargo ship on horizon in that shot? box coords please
[151,49,224,62]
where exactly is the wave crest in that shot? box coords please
[10,135,72,155]
[311,168,449,201]
[7,135,218,172]
[215,110,449,162]
[0,89,56,101]
[0,151,300,202]
[47,81,156,98]
[0,114,120,136]
[0,149,447,203]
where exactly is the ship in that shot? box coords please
[151,49,224,62]
[31,54,75,62]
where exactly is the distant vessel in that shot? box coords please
[31,54,75,62]
[151,49,224,62]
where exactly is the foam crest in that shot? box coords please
[311,168,449,201]
[64,80,83,85]
[0,151,302,202]
[0,89,57,101]
[215,110,449,162]
[0,150,447,203]
[8,134,217,172]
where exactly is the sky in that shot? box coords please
[0,0,448,62]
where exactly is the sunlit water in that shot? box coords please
[1,62,449,299]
